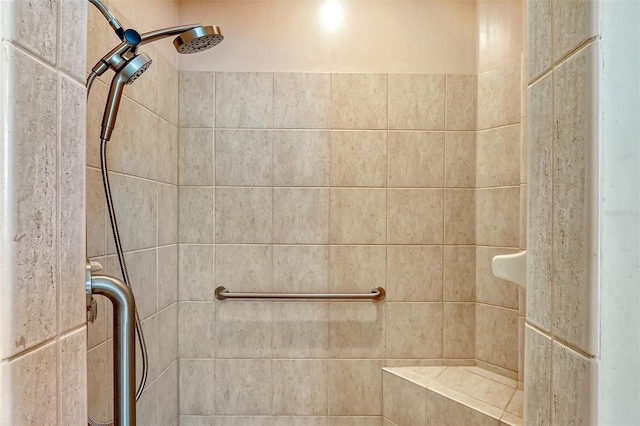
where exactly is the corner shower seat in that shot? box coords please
[382,366,523,426]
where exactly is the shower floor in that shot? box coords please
[382,366,523,426]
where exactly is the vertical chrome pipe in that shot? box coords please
[91,275,137,426]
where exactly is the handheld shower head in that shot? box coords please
[173,26,224,54]
[100,53,153,141]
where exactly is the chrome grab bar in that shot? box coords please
[214,286,385,301]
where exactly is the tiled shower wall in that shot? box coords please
[0,0,87,423]
[177,72,479,424]
[525,0,599,423]
[85,5,180,425]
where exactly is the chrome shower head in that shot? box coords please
[123,53,153,84]
[173,26,224,54]
[100,53,153,141]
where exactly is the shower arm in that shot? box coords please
[88,0,125,39]
[138,24,203,45]
[90,24,203,77]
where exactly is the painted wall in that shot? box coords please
[597,1,640,423]
[0,0,88,423]
[178,0,478,74]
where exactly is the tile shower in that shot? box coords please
[175,66,526,424]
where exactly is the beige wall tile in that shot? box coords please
[273,131,330,186]
[388,132,444,188]
[274,73,331,128]
[552,0,597,61]
[59,79,87,332]
[215,302,272,358]
[157,362,179,425]
[107,97,160,179]
[476,187,520,247]
[527,74,553,331]
[180,129,214,186]
[137,384,160,426]
[215,188,272,243]
[331,131,387,187]
[215,245,272,293]
[180,187,213,244]
[273,246,328,293]
[181,416,214,425]
[159,183,178,246]
[520,117,528,184]
[157,118,179,185]
[518,316,525,385]
[157,303,178,372]
[86,79,108,168]
[382,370,425,426]
[105,249,157,320]
[444,246,475,302]
[1,48,58,358]
[476,125,521,188]
[273,302,329,358]
[215,72,273,128]
[476,305,518,372]
[446,75,477,130]
[139,315,159,385]
[387,245,443,302]
[552,43,598,353]
[444,189,475,245]
[329,245,386,294]
[331,74,387,130]
[179,72,214,128]
[60,330,88,426]
[424,389,500,426]
[215,417,270,426]
[87,343,107,420]
[0,342,57,424]
[476,247,520,309]
[552,341,594,425]
[273,360,328,415]
[59,0,91,76]
[86,168,106,258]
[105,174,158,251]
[386,302,442,359]
[523,325,550,426]
[389,74,445,130]
[214,359,272,415]
[179,302,214,358]
[329,417,381,426]
[382,418,399,426]
[156,53,180,126]
[528,0,552,79]
[519,184,527,250]
[445,132,476,188]
[330,189,386,244]
[388,189,443,244]
[328,360,384,415]
[215,130,272,186]
[179,244,214,301]
[180,359,214,415]
[329,303,385,358]
[443,303,475,359]
[4,0,58,63]
[273,188,329,244]
[273,417,328,426]
[477,63,521,130]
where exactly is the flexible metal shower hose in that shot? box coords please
[87,73,149,426]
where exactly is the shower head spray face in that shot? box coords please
[122,53,153,84]
[173,26,224,54]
